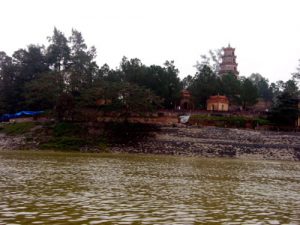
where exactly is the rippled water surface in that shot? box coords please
[0,151,300,224]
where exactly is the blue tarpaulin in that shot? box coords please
[0,111,44,122]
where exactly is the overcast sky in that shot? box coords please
[1,0,300,82]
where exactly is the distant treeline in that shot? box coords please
[0,28,299,125]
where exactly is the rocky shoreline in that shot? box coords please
[1,126,300,161]
[110,126,300,161]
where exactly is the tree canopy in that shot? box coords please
[269,79,299,126]
[0,28,180,117]
[0,28,299,126]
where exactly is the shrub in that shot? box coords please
[53,122,84,137]
[1,122,37,135]
[40,136,88,150]
[189,114,271,128]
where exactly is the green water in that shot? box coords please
[0,151,299,225]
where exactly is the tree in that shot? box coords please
[219,73,241,103]
[120,57,181,109]
[121,57,145,84]
[249,73,273,101]
[13,45,49,82]
[181,75,193,89]
[240,78,258,109]
[292,59,300,85]
[195,49,222,74]
[189,65,220,108]
[46,27,70,72]
[158,60,181,108]
[68,29,98,95]
[0,51,19,113]
[283,79,299,96]
[270,80,299,127]
[79,81,162,114]
[112,82,162,114]
[55,93,76,121]
[25,72,64,110]
[9,45,50,109]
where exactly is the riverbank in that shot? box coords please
[110,126,300,161]
[1,123,300,161]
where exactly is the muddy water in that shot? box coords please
[0,151,299,224]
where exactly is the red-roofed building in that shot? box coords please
[207,95,229,111]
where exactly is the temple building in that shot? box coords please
[252,98,272,112]
[179,90,194,110]
[219,44,239,77]
[207,95,229,111]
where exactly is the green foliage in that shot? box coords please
[25,72,64,110]
[189,65,220,108]
[46,27,70,72]
[55,93,76,121]
[1,27,299,125]
[68,29,98,95]
[254,118,271,126]
[249,73,273,101]
[240,78,259,108]
[190,114,270,128]
[53,122,83,137]
[1,122,37,135]
[111,82,163,113]
[0,28,179,116]
[181,75,193,89]
[119,57,181,109]
[188,54,286,109]
[0,51,20,113]
[283,80,299,96]
[190,114,245,126]
[269,82,299,127]
[41,122,107,151]
[40,136,89,150]
[105,122,159,144]
[195,49,222,73]
[79,81,162,114]
[219,73,241,103]
[292,59,300,84]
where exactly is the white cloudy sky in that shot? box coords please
[0,0,300,82]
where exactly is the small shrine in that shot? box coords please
[207,95,229,111]
[179,90,194,110]
[252,98,272,112]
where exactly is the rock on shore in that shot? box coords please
[0,133,38,150]
[110,126,300,161]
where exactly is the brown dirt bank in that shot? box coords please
[110,126,300,161]
[1,125,300,161]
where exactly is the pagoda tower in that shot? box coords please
[219,44,239,77]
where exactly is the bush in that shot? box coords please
[189,114,271,128]
[53,122,84,137]
[40,136,88,150]
[1,122,37,135]
[253,118,271,126]
[105,121,159,144]
[41,122,108,151]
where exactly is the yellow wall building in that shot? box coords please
[207,95,229,111]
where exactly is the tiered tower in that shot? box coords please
[219,44,239,77]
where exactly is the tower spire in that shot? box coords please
[219,44,239,77]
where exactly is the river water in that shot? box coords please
[0,151,299,225]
